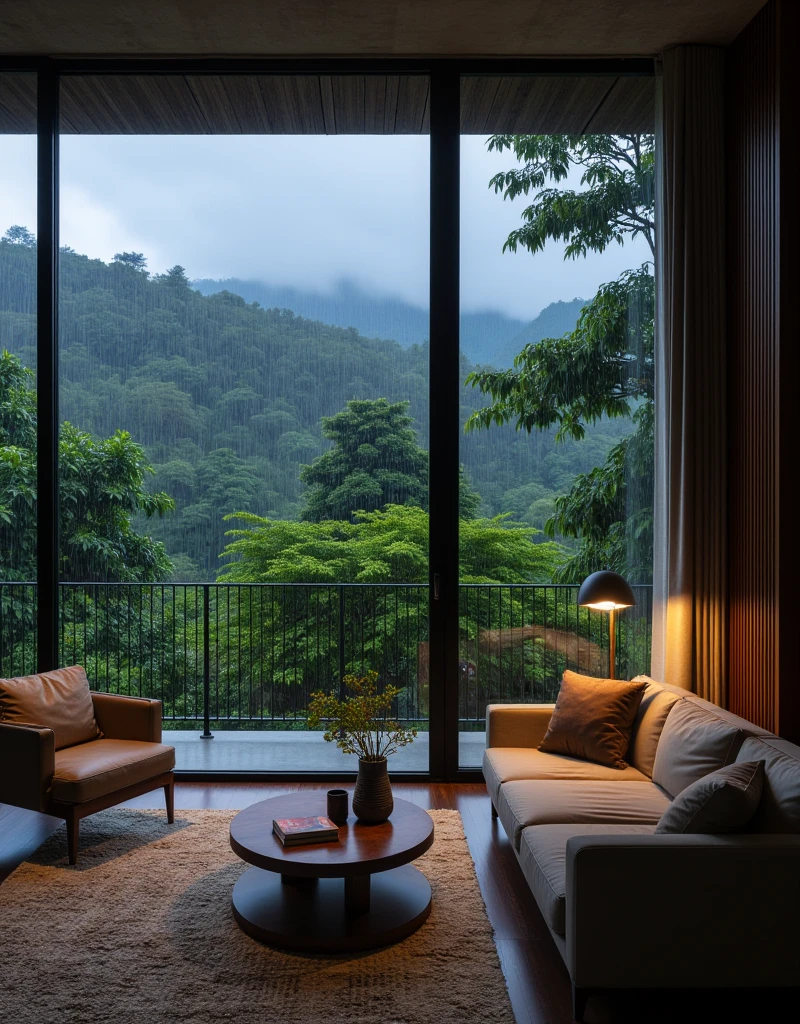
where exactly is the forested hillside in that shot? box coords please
[0,234,628,579]
[192,276,585,368]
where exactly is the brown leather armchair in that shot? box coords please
[0,689,175,864]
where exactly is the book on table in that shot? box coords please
[272,816,340,846]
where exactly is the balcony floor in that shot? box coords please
[164,729,486,772]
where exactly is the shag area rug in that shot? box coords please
[0,808,515,1024]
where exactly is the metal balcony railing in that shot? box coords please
[0,582,652,732]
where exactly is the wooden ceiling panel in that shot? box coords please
[185,76,249,133]
[0,73,652,135]
[330,75,365,133]
[395,76,430,133]
[259,76,327,133]
[0,74,36,133]
[584,76,655,133]
[59,75,210,133]
[460,75,632,133]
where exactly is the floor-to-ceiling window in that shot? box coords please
[55,73,431,772]
[0,62,656,778]
[458,74,656,767]
[0,73,37,678]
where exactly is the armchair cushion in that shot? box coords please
[51,738,175,804]
[0,666,101,751]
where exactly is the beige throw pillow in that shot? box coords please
[655,760,765,834]
[538,670,646,770]
[0,666,101,750]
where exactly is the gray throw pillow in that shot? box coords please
[655,760,765,834]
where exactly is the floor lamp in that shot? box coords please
[577,570,635,680]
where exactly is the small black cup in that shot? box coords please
[327,788,349,824]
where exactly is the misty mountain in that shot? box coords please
[192,277,585,367]
[502,298,588,366]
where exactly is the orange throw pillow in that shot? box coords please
[539,670,646,769]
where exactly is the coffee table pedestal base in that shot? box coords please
[232,863,431,952]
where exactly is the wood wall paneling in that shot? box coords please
[776,0,800,742]
[726,0,778,732]
[726,0,800,740]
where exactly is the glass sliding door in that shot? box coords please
[57,73,430,772]
[0,73,37,677]
[458,74,656,767]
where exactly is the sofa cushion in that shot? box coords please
[483,747,648,801]
[634,676,773,737]
[736,736,800,833]
[655,760,765,834]
[496,779,671,850]
[539,671,646,769]
[651,699,745,798]
[626,681,682,778]
[519,823,656,936]
[0,666,101,751]
[51,739,175,803]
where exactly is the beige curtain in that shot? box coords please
[651,46,727,703]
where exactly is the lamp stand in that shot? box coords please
[608,607,616,680]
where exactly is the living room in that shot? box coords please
[0,1,796,1022]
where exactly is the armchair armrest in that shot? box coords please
[90,692,163,743]
[485,703,555,748]
[565,832,800,990]
[0,722,55,812]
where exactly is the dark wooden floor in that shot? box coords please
[0,785,790,1023]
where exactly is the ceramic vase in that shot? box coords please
[352,757,393,822]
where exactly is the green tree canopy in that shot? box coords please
[3,225,36,248]
[113,251,148,271]
[300,399,428,522]
[220,504,563,585]
[0,349,174,582]
[300,398,480,523]
[466,133,655,583]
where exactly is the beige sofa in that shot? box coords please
[483,676,800,1020]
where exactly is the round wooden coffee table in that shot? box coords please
[229,793,435,952]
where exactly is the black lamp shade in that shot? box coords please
[577,570,635,610]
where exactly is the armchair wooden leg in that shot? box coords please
[164,776,175,824]
[66,808,80,865]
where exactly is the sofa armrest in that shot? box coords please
[485,703,555,748]
[91,692,163,743]
[565,832,800,990]
[0,722,55,811]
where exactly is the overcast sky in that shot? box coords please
[1,134,649,322]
